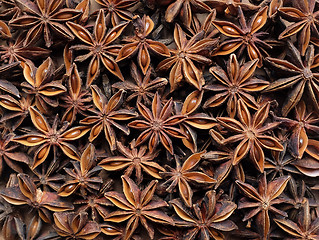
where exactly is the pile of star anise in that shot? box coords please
[1,0,319,239]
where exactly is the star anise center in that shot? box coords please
[151,120,163,131]
[229,85,239,94]
[302,68,313,81]
[246,129,256,139]
[261,201,269,210]
[177,50,186,59]
[49,133,59,143]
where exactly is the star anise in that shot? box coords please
[0,173,74,223]
[0,131,29,175]
[95,0,139,27]
[104,175,173,239]
[112,61,168,105]
[0,94,32,132]
[128,92,186,154]
[278,0,319,56]
[156,24,217,91]
[67,9,127,86]
[0,0,23,20]
[80,85,137,151]
[212,6,270,67]
[13,106,90,169]
[99,140,164,184]
[116,15,170,75]
[264,42,319,116]
[0,20,11,39]
[60,63,92,124]
[32,164,65,192]
[9,0,81,47]
[165,0,211,28]
[210,99,283,172]
[272,101,319,158]
[0,33,51,64]
[53,212,101,239]
[170,190,237,240]
[236,174,290,239]
[274,198,319,239]
[160,151,216,207]
[204,54,269,118]
[58,144,102,197]
[205,0,260,15]
[20,57,67,113]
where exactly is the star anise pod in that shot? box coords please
[20,57,67,113]
[212,6,270,67]
[272,101,319,158]
[204,54,269,118]
[67,9,127,87]
[0,173,74,223]
[95,0,139,27]
[99,140,164,184]
[157,24,217,91]
[80,85,137,151]
[264,42,319,116]
[9,0,81,47]
[116,15,170,75]
[210,99,283,172]
[60,63,92,124]
[0,20,11,39]
[274,198,319,239]
[128,92,186,154]
[160,151,216,207]
[0,94,32,130]
[58,143,102,197]
[278,0,319,56]
[0,33,51,64]
[104,175,173,239]
[0,131,29,175]
[165,0,211,28]
[236,174,290,239]
[53,211,101,239]
[170,190,237,240]
[112,61,168,105]
[13,106,90,169]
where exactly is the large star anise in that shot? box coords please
[99,140,164,184]
[210,99,283,172]
[128,92,186,154]
[67,9,127,86]
[13,107,90,169]
[160,151,216,207]
[9,0,81,47]
[170,190,237,240]
[204,54,269,118]
[80,86,137,151]
[157,24,217,91]
[212,6,270,67]
[278,0,319,56]
[116,15,170,75]
[236,174,290,239]
[104,175,173,239]
[264,42,319,116]
[0,173,73,223]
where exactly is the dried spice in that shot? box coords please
[1,1,319,239]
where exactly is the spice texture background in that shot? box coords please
[1,0,319,239]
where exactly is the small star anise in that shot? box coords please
[128,92,186,154]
